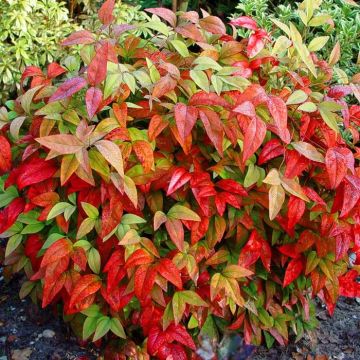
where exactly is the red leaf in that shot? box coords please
[103,250,126,291]
[165,218,184,252]
[148,114,168,141]
[216,179,248,196]
[133,140,154,173]
[167,168,191,195]
[147,326,168,356]
[295,230,317,253]
[287,196,306,230]
[85,87,103,119]
[16,158,57,190]
[88,43,109,86]
[267,96,291,144]
[101,285,133,312]
[0,136,11,175]
[167,323,196,350]
[258,139,284,165]
[325,147,354,189]
[40,239,73,268]
[134,264,157,301]
[174,103,198,141]
[242,116,266,163]
[145,8,176,27]
[302,187,326,206]
[283,258,303,287]
[101,199,123,238]
[199,108,224,156]
[189,91,229,108]
[125,249,154,269]
[158,344,187,360]
[340,179,360,218]
[238,230,261,268]
[98,0,115,25]
[199,16,226,35]
[61,30,95,46]
[339,270,360,298]
[0,198,25,234]
[69,274,101,311]
[157,258,182,289]
[42,272,66,307]
[49,77,87,102]
[152,75,177,99]
[233,101,256,117]
[47,63,66,79]
[230,16,258,30]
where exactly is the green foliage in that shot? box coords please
[232,0,360,77]
[0,0,78,103]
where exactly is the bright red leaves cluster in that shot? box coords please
[1,1,360,358]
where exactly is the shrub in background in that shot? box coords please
[232,0,360,79]
[0,0,78,103]
[1,0,360,358]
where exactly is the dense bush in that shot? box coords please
[0,0,77,103]
[232,0,360,79]
[1,0,360,358]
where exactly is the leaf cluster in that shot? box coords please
[0,1,360,358]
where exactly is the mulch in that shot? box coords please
[0,270,359,360]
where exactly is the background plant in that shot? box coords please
[1,0,360,359]
[232,0,360,79]
[0,0,78,103]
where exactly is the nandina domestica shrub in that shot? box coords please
[1,0,360,358]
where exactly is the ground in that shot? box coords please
[0,271,359,360]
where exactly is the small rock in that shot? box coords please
[0,336,6,343]
[11,348,32,360]
[42,329,56,338]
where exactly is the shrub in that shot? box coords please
[1,0,360,358]
[0,0,78,103]
[232,0,360,79]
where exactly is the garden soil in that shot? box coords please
[1,271,359,360]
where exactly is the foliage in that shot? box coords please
[232,0,360,78]
[1,0,360,358]
[78,2,153,37]
[0,0,77,103]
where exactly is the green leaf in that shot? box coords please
[244,163,261,187]
[121,214,146,225]
[19,281,36,299]
[0,186,19,207]
[88,247,101,274]
[143,20,169,36]
[146,58,161,83]
[5,234,23,257]
[308,36,329,52]
[170,40,189,57]
[298,102,317,112]
[83,316,98,340]
[286,90,308,105]
[179,290,208,307]
[308,14,332,27]
[81,304,100,317]
[41,233,64,250]
[167,204,201,221]
[76,218,96,239]
[93,316,111,342]
[193,56,222,71]
[289,23,317,78]
[21,223,45,235]
[110,318,126,338]
[190,70,210,92]
[81,202,99,219]
[47,202,73,220]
